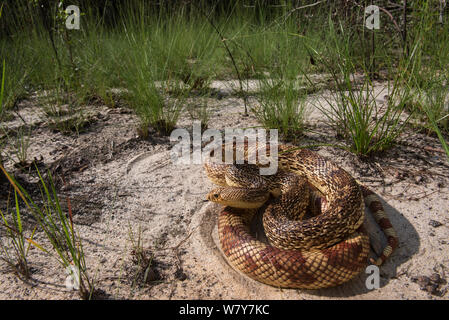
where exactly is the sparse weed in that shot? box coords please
[413,80,449,159]
[0,59,5,120]
[0,189,37,281]
[186,99,210,131]
[127,224,159,289]
[253,78,307,142]
[47,111,91,136]
[307,18,414,156]
[0,165,95,299]
[119,21,188,137]
[129,82,185,138]
[0,47,4,172]
[39,88,91,135]
[402,1,449,159]
[13,127,31,169]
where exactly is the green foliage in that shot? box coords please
[0,190,37,281]
[0,165,94,299]
[304,17,421,156]
[254,77,307,142]
[0,59,4,121]
[0,1,447,152]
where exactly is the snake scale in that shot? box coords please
[204,143,398,289]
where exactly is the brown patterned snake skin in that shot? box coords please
[204,144,399,289]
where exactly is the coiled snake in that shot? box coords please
[204,144,398,289]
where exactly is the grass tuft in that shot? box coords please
[0,164,95,299]
[0,189,37,281]
[253,77,308,142]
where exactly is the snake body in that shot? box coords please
[218,207,370,289]
[205,144,398,289]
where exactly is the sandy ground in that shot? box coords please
[0,81,448,300]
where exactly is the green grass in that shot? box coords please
[0,165,94,299]
[0,1,447,153]
[0,0,448,301]
[0,189,37,281]
[0,59,5,119]
[13,126,31,168]
[253,77,308,142]
[127,223,158,289]
[302,16,425,156]
[186,98,211,131]
[401,1,449,158]
[411,78,449,159]
[0,3,5,169]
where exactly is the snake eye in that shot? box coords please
[213,193,219,199]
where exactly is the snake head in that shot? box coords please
[206,187,269,209]
[207,189,223,202]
